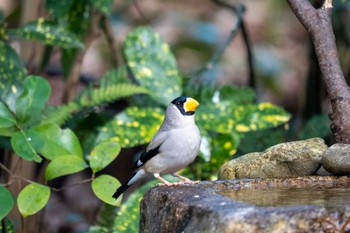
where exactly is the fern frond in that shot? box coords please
[41,67,149,126]
[41,102,79,125]
[79,83,148,107]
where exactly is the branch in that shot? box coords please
[101,15,122,67]
[132,0,150,23]
[287,0,350,143]
[62,11,102,103]
[192,1,255,87]
[0,161,93,192]
[0,161,34,186]
[50,177,94,192]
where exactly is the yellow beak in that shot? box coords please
[184,98,199,112]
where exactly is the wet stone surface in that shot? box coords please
[140,176,350,233]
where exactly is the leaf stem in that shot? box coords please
[50,177,94,192]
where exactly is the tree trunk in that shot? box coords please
[287,0,350,143]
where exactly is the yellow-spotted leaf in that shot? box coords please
[17,183,50,217]
[9,19,83,49]
[91,175,122,206]
[45,156,88,181]
[124,27,182,106]
[201,133,240,177]
[0,41,26,110]
[90,141,121,174]
[197,102,290,134]
[0,186,14,220]
[196,103,233,134]
[112,179,158,232]
[96,107,163,148]
[233,102,291,132]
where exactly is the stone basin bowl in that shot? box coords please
[140,176,350,233]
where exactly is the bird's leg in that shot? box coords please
[171,173,199,184]
[153,173,172,186]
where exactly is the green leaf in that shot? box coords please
[217,85,256,105]
[96,107,163,148]
[61,48,77,79]
[15,76,50,124]
[17,183,50,217]
[88,226,109,233]
[65,0,91,39]
[91,0,114,15]
[91,175,121,206]
[299,114,331,140]
[0,101,16,128]
[239,128,287,155]
[9,19,83,49]
[124,27,182,106]
[195,85,256,105]
[11,129,43,162]
[45,0,74,22]
[90,141,121,173]
[0,186,14,220]
[45,155,88,181]
[33,123,83,160]
[0,41,26,110]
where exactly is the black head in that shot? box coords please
[171,96,199,116]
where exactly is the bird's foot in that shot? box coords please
[171,173,199,184]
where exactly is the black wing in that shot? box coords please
[134,146,160,169]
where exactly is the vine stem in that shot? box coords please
[0,161,93,192]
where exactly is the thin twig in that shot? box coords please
[1,161,94,193]
[191,2,246,84]
[101,15,122,67]
[26,0,46,75]
[132,0,150,23]
[0,162,12,175]
[240,18,255,89]
[50,177,94,192]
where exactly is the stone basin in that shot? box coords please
[140,176,350,233]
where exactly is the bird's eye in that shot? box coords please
[176,101,180,106]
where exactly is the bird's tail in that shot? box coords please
[112,183,131,199]
[112,169,147,199]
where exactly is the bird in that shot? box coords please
[112,96,201,200]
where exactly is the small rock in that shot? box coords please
[322,143,350,174]
[219,138,327,179]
